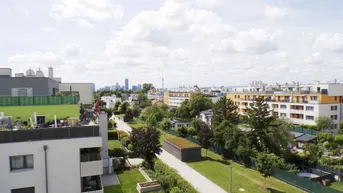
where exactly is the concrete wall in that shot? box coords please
[0,77,59,96]
[0,137,102,193]
[163,140,201,162]
[99,112,108,158]
[59,83,93,104]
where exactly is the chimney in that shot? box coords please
[48,67,53,79]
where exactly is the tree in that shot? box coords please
[339,121,343,134]
[142,83,154,94]
[267,118,294,156]
[141,105,168,122]
[130,127,162,168]
[256,153,280,190]
[302,143,324,166]
[119,102,130,114]
[147,115,158,128]
[178,127,188,137]
[175,100,191,120]
[161,118,172,130]
[137,93,152,108]
[247,96,275,152]
[124,108,134,122]
[194,120,213,156]
[188,94,213,117]
[212,97,239,128]
[316,116,332,131]
[115,101,121,110]
[132,105,142,117]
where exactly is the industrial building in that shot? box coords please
[227,80,343,128]
[0,67,94,105]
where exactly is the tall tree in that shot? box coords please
[316,116,333,131]
[256,153,280,190]
[302,143,324,166]
[188,94,213,117]
[147,114,158,128]
[176,100,191,120]
[161,118,172,130]
[142,83,154,94]
[114,101,121,111]
[119,102,130,114]
[267,118,294,156]
[193,120,213,156]
[247,96,275,152]
[130,127,162,168]
[211,97,239,128]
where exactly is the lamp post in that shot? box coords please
[229,166,233,193]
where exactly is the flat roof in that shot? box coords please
[295,134,316,142]
[0,126,99,144]
[291,131,305,139]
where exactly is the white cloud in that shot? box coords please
[210,28,277,54]
[8,52,66,68]
[275,51,288,58]
[62,44,82,56]
[50,0,123,28]
[313,33,343,52]
[196,0,222,8]
[264,5,290,21]
[41,26,60,34]
[304,52,324,65]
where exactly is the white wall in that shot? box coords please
[59,83,93,104]
[0,137,102,193]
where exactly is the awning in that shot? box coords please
[295,134,317,142]
[291,131,305,139]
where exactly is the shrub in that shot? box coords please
[170,187,183,193]
[121,136,130,147]
[187,127,197,136]
[317,132,334,144]
[152,160,198,193]
[109,148,127,157]
[128,144,134,151]
[108,131,118,140]
[178,127,188,137]
[323,141,331,149]
[113,157,126,171]
[117,130,129,139]
[334,135,343,145]
[108,120,113,129]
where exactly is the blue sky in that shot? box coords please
[1,0,343,89]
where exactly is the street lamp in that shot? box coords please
[229,166,233,193]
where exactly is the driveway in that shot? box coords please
[114,116,227,193]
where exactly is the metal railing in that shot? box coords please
[80,153,101,162]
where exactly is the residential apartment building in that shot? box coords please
[0,126,104,193]
[227,81,343,129]
[163,89,195,107]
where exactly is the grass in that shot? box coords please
[108,140,122,149]
[127,118,147,129]
[187,149,304,193]
[330,181,343,191]
[104,169,146,193]
[165,137,200,148]
[0,104,80,122]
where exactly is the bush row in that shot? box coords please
[150,159,199,193]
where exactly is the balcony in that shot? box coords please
[81,148,103,177]
[81,175,103,193]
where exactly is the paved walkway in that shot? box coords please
[102,173,120,187]
[113,116,227,193]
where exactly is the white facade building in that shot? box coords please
[59,83,94,105]
[196,109,213,128]
[101,95,122,109]
[0,126,103,193]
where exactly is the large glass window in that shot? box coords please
[11,187,35,193]
[10,155,34,171]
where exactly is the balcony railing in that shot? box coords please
[81,153,101,162]
[81,175,102,193]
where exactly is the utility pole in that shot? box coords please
[230,166,233,193]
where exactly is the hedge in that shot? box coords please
[108,131,118,140]
[151,159,199,193]
[109,148,127,157]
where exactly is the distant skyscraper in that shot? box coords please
[137,84,142,91]
[92,84,96,92]
[132,85,138,91]
[125,78,129,90]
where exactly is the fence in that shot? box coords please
[272,168,342,193]
[290,127,318,135]
[0,95,79,106]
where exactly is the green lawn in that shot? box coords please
[104,169,146,193]
[127,118,147,129]
[330,182,343,191]
[0,104,80,122]
[188,149,303,193]
[108,140,122,149]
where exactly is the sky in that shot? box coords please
[1,0,343,89]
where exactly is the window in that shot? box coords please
[335,96,338,101]
[234,95,237,99]
[306,116,314,120]
[331,106,338,111]
[280,113,287,117]
[11,187,35,193]
[10,155,33,171]
[331,115,338,120]
[310,96,318,101]
[306,106,314,111]
[280,105,287,109]
[238,95,240,99]
[333,124,338,129]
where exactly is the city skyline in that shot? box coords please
[2,0,343,88]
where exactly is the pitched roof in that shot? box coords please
[295,134,317,142]
[291,131,305,139]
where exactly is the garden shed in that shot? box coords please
[164,137,201,162]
